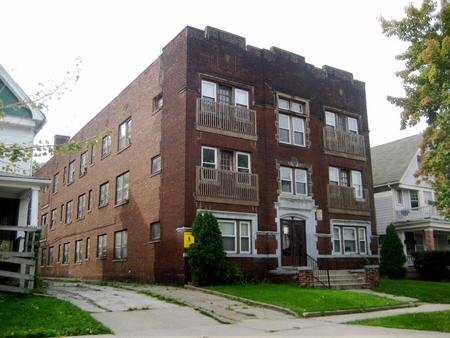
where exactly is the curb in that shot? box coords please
[303,303,417,318]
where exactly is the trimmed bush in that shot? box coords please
[188,211,228,286]
[413,251,450,281]
[380,224,406,279]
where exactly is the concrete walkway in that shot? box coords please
[45,280,450,337]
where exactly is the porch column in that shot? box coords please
[30,188,40,227]
[398,231,407,257]
[424,229,435,251]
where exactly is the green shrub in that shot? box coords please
[413,251,450,281]
[380,224,406,279]
[188,211,228,286]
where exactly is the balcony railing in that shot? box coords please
[323,127,366,160]
[196,98,257,140]
[196,166,259,206]
[395,205,444,222]
[328,184,370,215]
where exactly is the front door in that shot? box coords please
[281,219,307,266]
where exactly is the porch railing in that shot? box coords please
[0,225,38,293]
[328,184,370,215]
[323,127,366,159]
[395,205,444,222]
[196,98,257,139]
[196,166,259,206]
[307,254,330,288]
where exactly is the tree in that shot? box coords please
[380,224,407,279]
[0,58,83,173]
[380,0,450,217]
[188,211,228,286]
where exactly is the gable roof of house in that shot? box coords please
[371,134,423,187]
[0,64,46,132]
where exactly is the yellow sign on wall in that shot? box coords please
[184,232,195,248]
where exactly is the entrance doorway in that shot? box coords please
[281,218,306,266]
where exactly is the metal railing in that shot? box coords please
[307,254,330,288]
[196,98,257,138]
[323,127,366,159]
[395,205,444,221]
[196,166,259,205]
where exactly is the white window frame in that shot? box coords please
[347,117,358,134]
[358,228,367,254]
[201,80,217,101]
[342,227,357,254]
[329,167,339,185]
[99,182,109,207]
[351,170,363,199]
[294,169,308,196]
[151,155,161,174]
[325,111,336,129]
[239,221,251,254]
[201,146,217,169]
[75,240,83,263]
[234,88,249,108]
[218,220,237,253]
[333,227,342,254]
[115,172,129,205]
[279,114,291,144]
[236,152,250,173]
[292,116,305,146]
[280,167,293,194]
[97,234,107,258]
[118,119,132,151]
[77,194,86,220]
[423,190,433,205]
[278,97,290,110]
[114,230,127,260]
[396,189,403,205]
[410,190,419,209]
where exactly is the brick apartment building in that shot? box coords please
[37,26,377,284]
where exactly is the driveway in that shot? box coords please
[45,280,450,337]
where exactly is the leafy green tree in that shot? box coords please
[380,224,407,279]
[380,0,450,217]
[188,211,228,286]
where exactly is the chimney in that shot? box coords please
[54,135,70,150]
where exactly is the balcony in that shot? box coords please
[328,184,370,216]
[323,127,366,160]
[196,98,257,140]
[196,166,259,206]
[395,205,444,222]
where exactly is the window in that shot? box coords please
[97,234,107,258]
[201,146,217,169]
[151,155,161,174]
[201,146,251,173]
[77,194,86,219]
[218,220,251,254]
[88,189,93,211]
[278,114,305,146]
[424,191,433,205]
[410,190,419,209]
[150,222,160,241]
[86,238,91,260]
[153,93,163,111]
[90,144,95,165]
[99,182,109,207]
[118,119,132,151]
[65,200,73,224]
[80,151,87,176]
[101,135,111,158]
[50,208,57,229]
[63,167,67,184]
[48,246,54,265]
[114,230,127,260]
[115,172,129,204]
[60,204,64,222]
[278,97,304,113]
[75,240,83,263]
[68,160,75,184]
[329,167,364,198]
[53,173,60,193]
[333,226,367,255]
[58,244,61,263]
[280,167,308,196]
[325,111,359,134]
[201,80,249,108]
[63,243,70,264]
[41,248,46,266]
[41,213,48,228]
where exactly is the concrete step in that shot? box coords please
[313,270,367,289]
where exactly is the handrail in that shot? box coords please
[307,254,330,288]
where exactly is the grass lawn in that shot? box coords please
[373,278,450,303]
[0,293,111,338]
[208,283,404,316]
[351,310,450,333]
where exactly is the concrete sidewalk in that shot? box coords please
[46,280,450,337]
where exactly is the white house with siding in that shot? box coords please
[371,134,449,266]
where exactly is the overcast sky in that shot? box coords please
[3,0,426,150]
